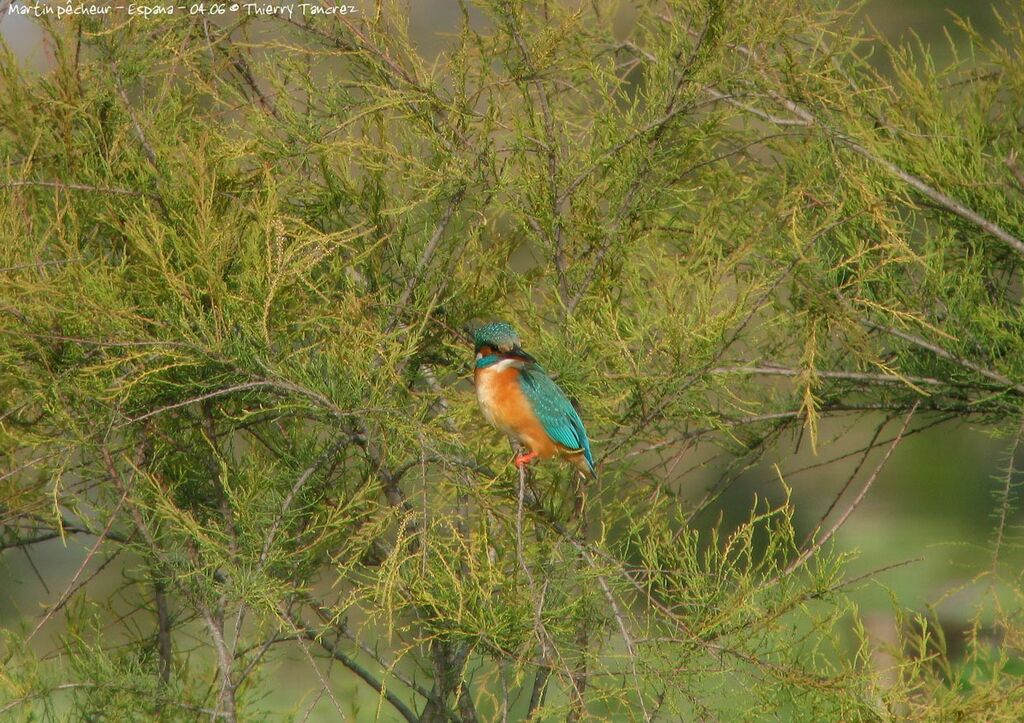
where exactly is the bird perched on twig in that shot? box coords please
[472,322,596,479]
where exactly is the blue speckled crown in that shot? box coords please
[473,321,521,352]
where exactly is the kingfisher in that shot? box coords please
[473,322,596,478]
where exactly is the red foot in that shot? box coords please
[513,450,539,468]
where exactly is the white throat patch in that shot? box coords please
[490,358,522,372]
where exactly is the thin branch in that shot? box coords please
[506,8,569,304]
[703,86,813,126]
[800,415,889,550]
[122,382,278,424]
[111,65,160,170]
[307,602,444,708]
[391,186,467,325]
[565,8,723,314]
[516,460,532,584]
[593,569,651,723]
[565,623,589,723]
[604,255,806,462]
[1006,151,1024,194]
[290,617,418,723]
[155,580,173,685]
[259,436,349,565]
[756,412,955,487]
[18,331,194,349]
[694,39,1024,258]
[122,377,366,425]
[845,137,1024,258]
[825,557,924,594]
[25,491,127,644]
[1,179,145,196]
[774,401,919,582]
[525,667,550,721]
[710,364,946,389]
[990,418,1024,574]
[230,54,282,120]
[101,445,242,716]
[1,530,72,550]
[198,604,238,722]
[878,324,1024,395]
[276,605,348,719]
[0,682,219,717]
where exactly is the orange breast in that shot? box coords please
[475,364,558,458]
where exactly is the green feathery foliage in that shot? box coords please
[2,0,1024,719]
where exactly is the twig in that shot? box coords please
[1006,151,1024,193]
[305,602,444,708]
[843,137,1024,259]
[557,102,705,202]
[25,491,127,644]
[288,615,417,723]
[0,682,219,717]
[122,382,280,424]
[754,412,955,488]
[19,546,49,593]
[101,445,243,716]
[523,582,561,721]
[565,622,589,723]
[155,580,172,685]
[516,461,532,583]
[122,377,366,425]
[278,13,465,150]
[111,66,159,170]
[711,364,945,390]
[525,667,550,721]
[800,415,889,550]
[276,604,349,719]
[506,8,569,305]
[19,332,193,349]
[877,324,1024,396]
[689,31,1024,258]
[259,436,348,565]
[990,418,1024,574]
[667,17,1024,259]
[1,180,145,196]
[824,557,924,594]
[593,569,651,723]
[230,54,282,120]
[565,6,723,314]
[605,255,805,463]
[703,86,813,126]
[198,604,238,722]
[0,525,121,550]
[773,400,919,582]
[390,186,467,325]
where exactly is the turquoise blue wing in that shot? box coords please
[517,364,595,473]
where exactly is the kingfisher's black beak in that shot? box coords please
[511,345,536,363]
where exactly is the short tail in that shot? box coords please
[571,451,597,480]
